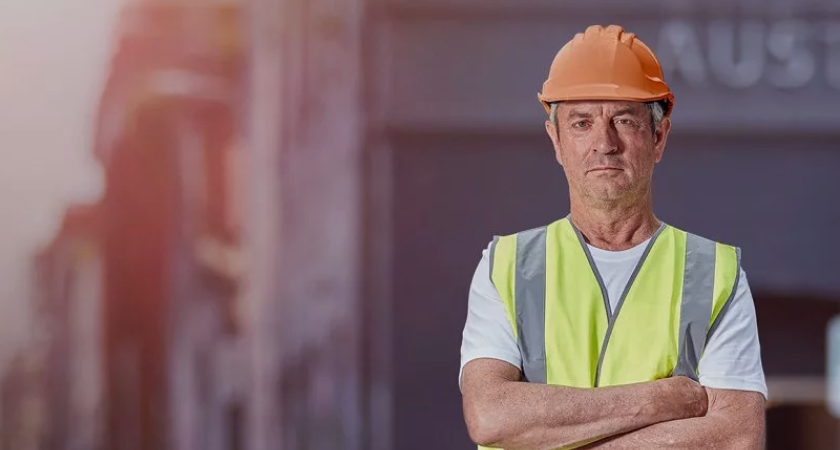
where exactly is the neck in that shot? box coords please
[569,194,660,251]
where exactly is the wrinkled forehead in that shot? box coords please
[557,100,648,117]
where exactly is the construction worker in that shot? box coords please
[459,25,766,449]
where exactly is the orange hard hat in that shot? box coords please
[538,25,674,116]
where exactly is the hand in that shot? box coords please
[659,376,709,420]
[704,386,719,412]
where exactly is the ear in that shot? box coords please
[653,117,671,163]
[545,120,564,166]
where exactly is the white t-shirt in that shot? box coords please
[459,237,768,398]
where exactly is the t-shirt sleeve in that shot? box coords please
[698,268,768,399]
[459,241,522,391]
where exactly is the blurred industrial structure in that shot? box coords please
[2,0,840,448]
[3,1,249,449]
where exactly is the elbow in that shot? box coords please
[729,432,763,450]
[464,400,504,446]
[466,420,493,446]
[732,423,765,450]
[722,413,765,450]
[466,419,501,447]
[461,361,526,447]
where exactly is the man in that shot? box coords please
[459,25,767,449]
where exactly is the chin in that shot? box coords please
[586,186,633,203]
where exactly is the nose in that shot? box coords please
[591,121,619,154]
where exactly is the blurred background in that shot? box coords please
[1,0,839,449]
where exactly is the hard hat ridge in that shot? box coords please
[538,24,674,116]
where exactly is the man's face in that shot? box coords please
[545,100,671,206]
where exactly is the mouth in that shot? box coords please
[587,166,623,173]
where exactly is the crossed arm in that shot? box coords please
[461,358,765,450]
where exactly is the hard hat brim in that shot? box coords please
[538,84,674,116]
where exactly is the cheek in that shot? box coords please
[557,137,589,170]
[622,140,658,172]
[630,157,658,180]
[560,153,586,175]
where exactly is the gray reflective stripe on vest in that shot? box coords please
[672,233,717,381]
[707,247,742,340]
[488,235,500,281]
[514,227,548,383]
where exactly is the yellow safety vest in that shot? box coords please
[478,217,741,450]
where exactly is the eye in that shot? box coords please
[572,120,590,129]
[615,118,634,126]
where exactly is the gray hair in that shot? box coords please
[549,101,667,132]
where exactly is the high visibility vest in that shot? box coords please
[478,217,741,450]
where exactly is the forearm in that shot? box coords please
[580,391,766,450]
[479,381,666,450]
[581,415,763,449]
[464,373,703,450]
